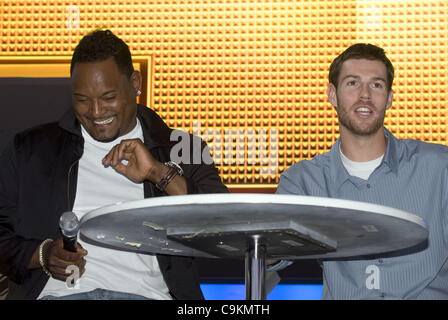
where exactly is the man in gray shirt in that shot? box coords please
[277,43,448,299]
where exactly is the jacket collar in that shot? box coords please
[329,127,399,189]
[58,104,175,149]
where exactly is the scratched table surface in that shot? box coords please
[79,194,428,260]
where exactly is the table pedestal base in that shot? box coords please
[245,235,266,300]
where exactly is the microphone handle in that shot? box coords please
[63,236,78,252]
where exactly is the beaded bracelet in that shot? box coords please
[39,239,53,277]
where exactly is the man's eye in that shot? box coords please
[104,96,116,101]
[346,80,357,86]
[372,82,383,88]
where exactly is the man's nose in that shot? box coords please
[359,83,371,100]
[91,99,103,116]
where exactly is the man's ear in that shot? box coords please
[131,70,142,94]
[386,89,394,110]
[327,83,338,109]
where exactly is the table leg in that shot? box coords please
[245,235,266,300]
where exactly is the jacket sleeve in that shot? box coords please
[0,139,42,283]
[181,136,229,195]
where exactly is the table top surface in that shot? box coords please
[79,193,428,260]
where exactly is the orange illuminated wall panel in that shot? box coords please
[0,0,447,190]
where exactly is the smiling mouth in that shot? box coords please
[355,106,373,117]
[93,116,115,125]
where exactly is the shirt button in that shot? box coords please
[366,184,371,188]
[378,259,383,264]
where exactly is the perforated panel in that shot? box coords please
[1,0,447,188]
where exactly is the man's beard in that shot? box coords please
[336,100,386,136]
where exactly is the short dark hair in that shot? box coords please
[70,29,134,78]
[329,43,394,91]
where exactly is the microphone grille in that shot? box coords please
[59,211,80,237]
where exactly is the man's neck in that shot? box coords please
[339,127,387,162]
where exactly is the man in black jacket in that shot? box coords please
[0,29,228,300]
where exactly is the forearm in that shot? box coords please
[165,175,187,195]
[147,158,227,196]
[183,162,229,195]
[146,161,187,195]
[27,245,41,270]
[0,230,42,282]
[0,141,41,279]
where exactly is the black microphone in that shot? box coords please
[59,211,80,252]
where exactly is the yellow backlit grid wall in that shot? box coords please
[0,0,447,189]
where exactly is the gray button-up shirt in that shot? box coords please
[277,128,448,299]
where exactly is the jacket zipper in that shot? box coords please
[66,159,79,211]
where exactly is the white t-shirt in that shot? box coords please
[38,120,172,300]
[339,145,384,180]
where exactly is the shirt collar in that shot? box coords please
[329,139,350,189]
[381,128,399,175]
[329,127,399,189]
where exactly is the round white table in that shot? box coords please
[79,194,428,300]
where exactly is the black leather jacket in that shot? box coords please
[0,104,228,299]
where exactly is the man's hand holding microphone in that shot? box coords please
[28,211,87,282]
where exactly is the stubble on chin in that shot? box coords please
[336,106,386,136]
